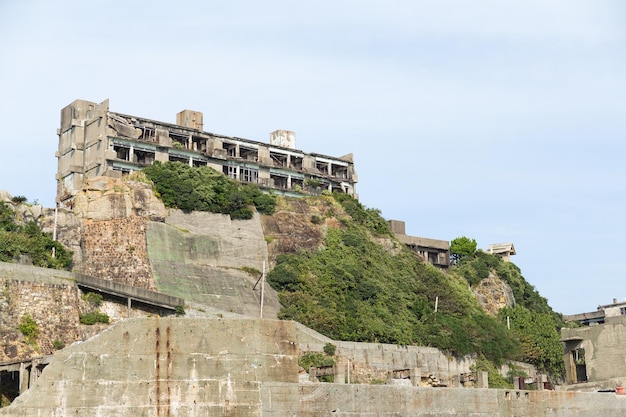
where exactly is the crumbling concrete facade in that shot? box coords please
[56,99,357,207]
[388,220,450,268]
[562,300,626,390]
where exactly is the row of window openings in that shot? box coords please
[114,144,348,178]
[136,128,349,178]
[222,166,346,193]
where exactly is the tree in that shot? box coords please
[450,236,477,263]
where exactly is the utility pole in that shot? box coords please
[260,261,265,318]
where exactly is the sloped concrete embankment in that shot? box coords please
[147,210,281,318]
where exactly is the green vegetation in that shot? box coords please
[142,161,276,219]
[82,292,103,307]
[268,193,565,380]
[299,351,336,382]
[450,236,477,264]
[0,202,72,270]
[52,339,65,350]
[18,314,39,343]
[323,342,337,357]
[79,311,110,325]
[451,250,565,378]
[269,194,520,366]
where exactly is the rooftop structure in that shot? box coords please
[388,220,450,268]
[56,99,357,206]
[486,243,516,262]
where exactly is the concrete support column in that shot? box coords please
[18,362,28,394]
[477,371,488,389]
[536,374,545,390]
[29,364,39,388]
[129,145,134,163]
[410,368,421,387]
[309,367,317,383]
[287,176,292,190]
[451,374,460,388]
[127,297,132,318]
[334,361,345,384]
[513,377,521,390]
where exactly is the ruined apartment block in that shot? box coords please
[55,99,357,206]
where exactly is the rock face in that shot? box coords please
[472,271,516,316]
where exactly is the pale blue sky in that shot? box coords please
[1,1,625,315]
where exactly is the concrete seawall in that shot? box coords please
[2,317,626,416]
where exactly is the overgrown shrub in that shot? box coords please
[82,292,103,307]
[142,162,276,218]
[323,342,336,356]
[79,311,110,325]
[18,314,38,342]
[0,202,72,270]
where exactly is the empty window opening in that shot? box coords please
[192,159,207,167]
[168,154,188,164]
[134,149,155,166]
[240,146,258,162]
[140,127,155,142]
[224,165,237,180]
[271,174,288,189]
[191,136,208,153]
[241,168,258,183]
[316,161,329,174]
[114,145,130,161]
[290,155,303,170]
[291,178,304,191]
[223,142,237,157]
[270,151,288,167]
[169,133,188,150]
[573,348,587,383]
[331,164,348,179]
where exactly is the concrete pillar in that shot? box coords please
[29,364,39,388]
[451,374,460,388]
[477,371,488,389]
[536,374,545,391]
[309,367,317,383]
[129,145,135,163]
[334,361,345,384]
[513,376,521,390]
[287,175,292,190]
[410,368,421,387]
[18,362,28,394]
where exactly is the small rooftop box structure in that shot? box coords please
[486,243,516,262]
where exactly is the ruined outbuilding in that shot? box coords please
[388,220,450,268]
[486,243,517,262]
[562,298,626,390]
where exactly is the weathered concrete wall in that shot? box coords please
[562,316,626,387]
[2,317,626,417]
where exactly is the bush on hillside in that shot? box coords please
[268,220,521,364]
[0,202,73,270]
[142,162,276,219]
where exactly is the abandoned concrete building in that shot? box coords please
[56,99,357,206]
[387,220,450,268]
[486,243,516,262]
[561,298,626,389]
